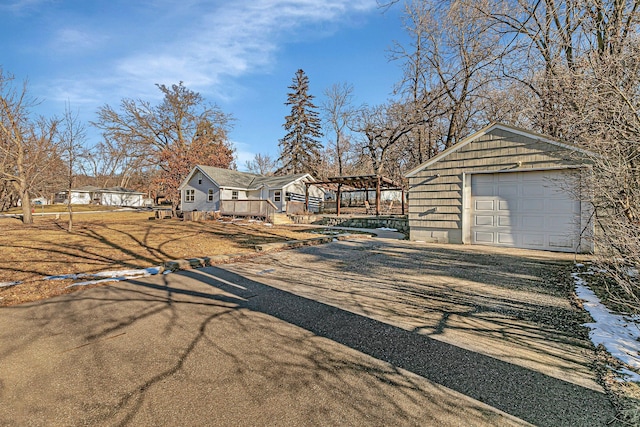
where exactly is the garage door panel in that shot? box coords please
[521,199,545,212]
[546,216,575,230]
[522,183,545,197]
[472,183,494,197]
[474,232,494,243]
[475,215,494,226]
[498,173,518,183]
[522,234,545,247]
[497,233,515,244]
[498,184,518,197]
[471,171,580,252]
[521,215,545,229]
[497,216,512,227]
[548,199,579,213]
[497,200,511,211]
[549,235,574,248]
[475,200,494,211]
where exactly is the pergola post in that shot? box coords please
[304,183,309,212]
[375,176,381,216]
[336,183,342,217]
[401,186,405,215]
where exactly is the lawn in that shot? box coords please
[0,210,318,306]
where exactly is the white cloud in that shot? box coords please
[113,0,378,95]
[40,0,380,141]
[1,0,51,14]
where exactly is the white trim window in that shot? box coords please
[185,189,195,202]
[197,173,203,185]
[231,191,238,200]
[207,189,214,202]
[274,190,281,202]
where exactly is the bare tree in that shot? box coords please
[351,101,415,179]
[321,82,356,176]
[0,69,60,224]
[93,82,235,211]
[389,0,508,165]
[245,153,277,175]
[59,103,86,232]
[78,136,152,189]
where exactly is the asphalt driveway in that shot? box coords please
[0,239,616,426]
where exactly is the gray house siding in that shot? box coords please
[407,126,592,249]
[182,172,221,211]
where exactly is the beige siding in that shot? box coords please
[408,127,586,243]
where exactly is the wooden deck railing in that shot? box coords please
[220,199,277,222]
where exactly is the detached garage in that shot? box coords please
[405,123,594,253]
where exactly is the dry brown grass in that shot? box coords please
[0,211,317,306]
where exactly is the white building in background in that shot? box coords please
[31,197,50,205]
[55,186,145,207]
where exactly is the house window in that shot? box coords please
[197,173,202,185]
[185,189,195,202]
[231,191,238,200]
[207,189,214,202]
[274,191,281,202]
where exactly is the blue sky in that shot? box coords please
[1,0,408,170]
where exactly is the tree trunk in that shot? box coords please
[67,187,73,232]
[20,185,33,224]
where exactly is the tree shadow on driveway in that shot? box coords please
[0,240,617,426]
[1,270,533,427]
[180,266,615,427]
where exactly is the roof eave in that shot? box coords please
[404,122,597,178]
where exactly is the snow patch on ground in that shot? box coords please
[0,281,22,288]
[376,227,397,231]
[41,266,164,289]
[572,268,640,383]
[92,266,163,278]
[47,266,163,283]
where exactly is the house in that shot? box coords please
[405,123,595,253]
[55,186,145,207]
[178,166,325,214]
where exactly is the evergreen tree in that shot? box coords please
[278,69,323,176]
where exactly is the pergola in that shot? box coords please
[305,174,405,216]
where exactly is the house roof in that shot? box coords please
[405,122,595,178]
[197,166,262,189]
[181,165,315,191]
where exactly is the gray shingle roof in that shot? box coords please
[198,166,261,189]
[197,166,310,189]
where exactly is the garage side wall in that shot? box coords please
[408,128,583,244]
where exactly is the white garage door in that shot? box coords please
[471,170,580,252]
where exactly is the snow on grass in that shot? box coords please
[0,281,22,288]
[42,266,165,288]
[47,266,163,283]
[573,268,640,382]
[376,227,398,231]
[91,266,163,278]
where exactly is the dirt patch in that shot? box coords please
[0,212,317,306]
